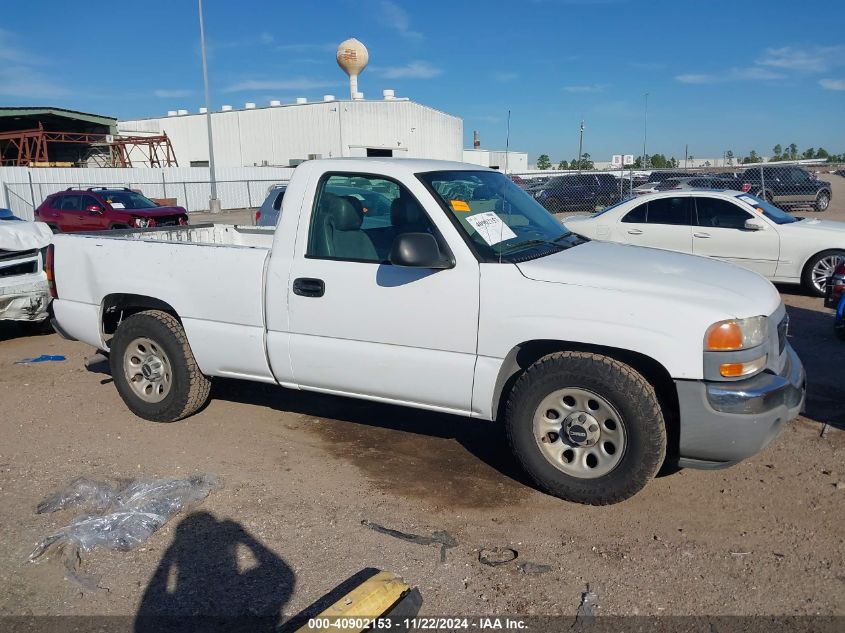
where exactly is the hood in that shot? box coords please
[516,241,781,319]
[0,221,52,251]
[791,218,845,235]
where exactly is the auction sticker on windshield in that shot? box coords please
[465,211,517,245]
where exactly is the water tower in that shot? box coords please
[336,38,369,100]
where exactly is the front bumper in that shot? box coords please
[674,343,805,469]
[0,277,50,322]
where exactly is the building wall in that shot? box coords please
[119,100,463,168]
[461,149,528,172]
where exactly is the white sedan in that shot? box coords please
[563,190,845,296]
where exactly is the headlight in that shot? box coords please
[133,217,150,228]
[705,316,768,351]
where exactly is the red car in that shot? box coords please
[35,188,189,233]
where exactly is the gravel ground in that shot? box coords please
[1,184,844,621]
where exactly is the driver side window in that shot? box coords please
[694,197,751,229]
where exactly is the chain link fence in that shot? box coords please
[509,161,845,220]
[1,177,290,221]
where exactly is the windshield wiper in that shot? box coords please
[552,231,573,242]
[498,239,565,255]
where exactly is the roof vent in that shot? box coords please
[177,109,188,116]
[296,97,307,104]
[270,100,282,107]
[167,110,178,117]
[323,95,335,102]
[245,102,256,109]
[221,105,233,111]
[383,89,395,100]
[199,107,208,114]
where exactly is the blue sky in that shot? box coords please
[2,0,843,162]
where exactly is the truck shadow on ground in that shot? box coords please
[135,511,294,633]
[0,320,53,342]
[782,303,844,431]
[211,378,538,507]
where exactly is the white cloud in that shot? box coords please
[757,46,844,73]
[372,61,442,79]
[675,67,783,84]
[492,71,519,82]
[222,78,340,93]
[378,0,423,40]
[154,89,193,98]
[564,84,606,93]
[819,78,845,90]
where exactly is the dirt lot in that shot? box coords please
[1,185,844,623]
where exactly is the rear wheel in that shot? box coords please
[110,310,210,422]
[504,351,666,505]
[814,190,831,212]
[802,250,845,297]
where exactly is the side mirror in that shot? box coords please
[86,205,103,214]
[744,218,765,231]
[389,232,453,269]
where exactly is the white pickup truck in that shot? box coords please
[49,159,806,504]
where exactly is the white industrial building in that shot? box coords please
[118,93,463,169]
[461,148,528,172]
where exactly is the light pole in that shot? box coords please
[577,119,584,174]
[642,92,648,169]
[198,0,220,213]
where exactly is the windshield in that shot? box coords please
[418,170,581,261]
[100,191,159,210]
[734,193,799,224]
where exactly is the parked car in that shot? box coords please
[825,262,845,340]
[564,190,845,296]
[740,165,832,212]
[35,188,189,233]
[633,171,697,195]
[532,173,622,212]
[0,220,53,322]
[0,208,24,222]
[255,185,287,226]
[654,176,743,192]
[49,159,805,505]
[833,169,845,178]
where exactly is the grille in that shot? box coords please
[777,314,788,354]
[0,260,37,277]
[156,216,181,227]
[0,248,37,262]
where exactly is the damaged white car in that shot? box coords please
[0,210,53,323]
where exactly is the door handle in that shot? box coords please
[693,232,711,238]
[293,277,325,298]
[627,229,643,235]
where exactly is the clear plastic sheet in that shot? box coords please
[30,474,220,562]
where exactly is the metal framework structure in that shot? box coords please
[0,123,177,167]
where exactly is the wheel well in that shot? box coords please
[101,294,180,336]
[492,340,680,454]
[801,248,845,278]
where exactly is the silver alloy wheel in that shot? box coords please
[532,387,626,479]
[123,337,173,403]
[816,192,830,211]
[811,254,845,294]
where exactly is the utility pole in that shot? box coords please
[577,119,584,174]
[198,0,220,213]
[684,144,688,169]
[642,92,649,169]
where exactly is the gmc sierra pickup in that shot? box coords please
[49,159,806,504]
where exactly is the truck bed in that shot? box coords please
[94,223,274,249]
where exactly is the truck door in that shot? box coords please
[283,172,480,415]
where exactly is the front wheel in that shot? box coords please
[110,310,211,422]
[504,351,666,505]
[802,250,845,297]
[814,190,831,212]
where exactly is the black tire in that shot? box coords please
[814,190,831,212]
[504,351,666,505]
[802,249,845,297]
[110,310,211,422]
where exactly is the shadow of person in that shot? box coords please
[135,511,295,633]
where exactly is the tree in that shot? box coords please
[788,143,798,160]
[802,148,815,159]
[772,144,782,159]
[536,154,551,170]
[557,160,569,170]
[816,148,829,159]
[570,153,594,170]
